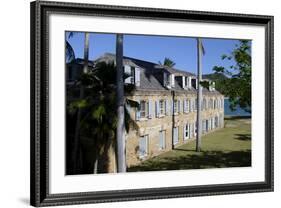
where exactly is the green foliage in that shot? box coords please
[158,57,176,67]
[66,61,137,165]
[199,80,210,88]
[212,40,251,112]
[66,41,75,63]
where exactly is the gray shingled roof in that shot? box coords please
[73,53,222,95]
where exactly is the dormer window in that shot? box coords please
[124,65,135,84]
[209,81,216,91]
[163,72,170,87]
[163,73,175,88]
[124,65,140,87]
[191,78,198,89]
[182,76,190,89]
[171,74,175,87]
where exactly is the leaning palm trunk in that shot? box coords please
[72,32,90,173]
[116,34,126,172]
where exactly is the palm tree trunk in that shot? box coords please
[116,34,126,172]
[196,38,203,152]
[72,32,90,172]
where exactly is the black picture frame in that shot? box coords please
[30,0,274,207]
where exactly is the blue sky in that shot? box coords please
[66,32,246,74]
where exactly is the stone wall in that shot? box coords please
[125,90,224,168]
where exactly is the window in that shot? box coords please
[140,100,148,118]
[185,77,189,88]
[184,124,189,140]
[201,98,207,111]
[203,98,207,110]
[209,99,213,109]
[215,116,219,128]
[139,135,148,158]
[164,72,169,86]
[159,100,165,115]
[159,130,166,150]
[184,99,189,113]
[191,78,197,89]
[186,99,190,112]
[173,127,179,145]
[174,99,178,114]
[124,66,135,84]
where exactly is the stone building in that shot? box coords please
[67,53,224,171]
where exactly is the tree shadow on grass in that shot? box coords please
[224,116,251,121]
[128,150,251,172]
[234,134,251,141]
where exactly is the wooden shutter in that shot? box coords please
[165,99,169,115]
[159,131,165,149]
[182,76,186,88]
[135,99,140,121]
[171,99,174,115]
[135,67,140,87]
[148,99,152,119]
[187,77,191,88]
[124,65,131,84]
[155,100,160,117]
[183,125,186,140]
[171,74,175,87]
[139,136,147,157]
[173,127,178,144]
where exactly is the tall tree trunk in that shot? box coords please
[72,32,90,173]
[196,38,203,152]
[116,34,126,172]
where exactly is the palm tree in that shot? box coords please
[66,41,75,63]
[66,32,77,63]
[116,34,126,173]
[67,61,138,174]
[72,32,90,173]
[158,57,176,67]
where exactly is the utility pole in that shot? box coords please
[196,38,203,152]
[116,34,126,172]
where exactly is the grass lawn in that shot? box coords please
[128,116,251,172]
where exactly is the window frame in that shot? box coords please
[139,100,148,118]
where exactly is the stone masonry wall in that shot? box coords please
[125,90,224,168]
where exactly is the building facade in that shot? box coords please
[67,53,224,171]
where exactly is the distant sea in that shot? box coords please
[224,98,251,117]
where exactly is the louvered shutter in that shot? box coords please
[165,99,169,115]
[135,99,140,121]
[148,99,152,119]
[155,100,160,117]
[182,76,186,88]
[188,77,191,88]
[171,74,175,87]
[183,125,186,140]
[171,100,174,115]
[124,65,132,84]
[135,67,140,87]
